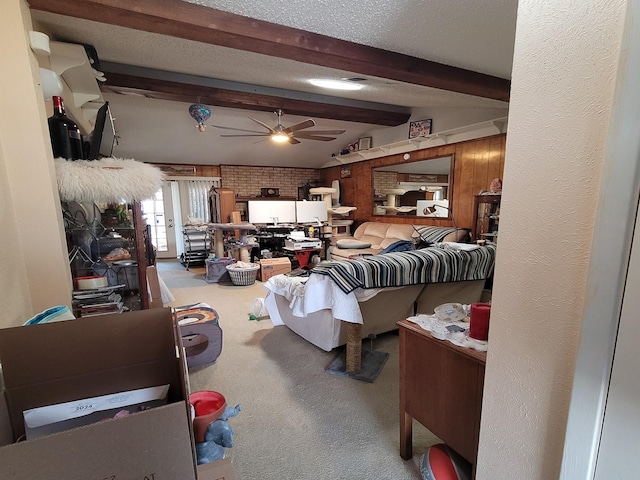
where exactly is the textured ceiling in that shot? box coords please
[189,0,517,79]
[30,0,518,168]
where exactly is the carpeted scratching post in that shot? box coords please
[346,322,362,373]
[326,326,389,383]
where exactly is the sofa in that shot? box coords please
[329,222,416,260]
[263,238,496,352]
[265,278,485,351]
[329,222,469,260]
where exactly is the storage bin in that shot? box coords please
[204,258,236,283]
[226,263,260,286]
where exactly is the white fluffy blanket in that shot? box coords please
[55,157,165,203]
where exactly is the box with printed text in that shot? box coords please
[0,308,200,480]
[259,257,292,281]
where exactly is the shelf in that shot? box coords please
[322,116,508,167]
[37,40,105,134]
[472,194,501,244]
[236,196,297,201]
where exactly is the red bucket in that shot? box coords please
[190,391,226,443]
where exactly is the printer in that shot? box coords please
[284,231,322,250]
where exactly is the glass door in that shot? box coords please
[142,181,179,259]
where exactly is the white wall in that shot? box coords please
[0,0,72,327]
[367,106,509,147]
[0,0,631,475]
[478,1,627,478]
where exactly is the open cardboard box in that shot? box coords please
[0,308,202,479]
[259,257,291,281]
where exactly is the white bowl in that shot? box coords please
[434,303,468,322]
[76,275,108,290]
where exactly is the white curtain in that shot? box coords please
[177,179,219,224]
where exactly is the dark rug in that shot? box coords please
[325,349,389,383]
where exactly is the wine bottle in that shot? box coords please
[48,96,84,160]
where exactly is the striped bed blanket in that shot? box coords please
[312,243,496,294]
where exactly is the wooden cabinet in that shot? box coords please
[398,319,485,472]
[471,194,501,243]
[208,187,236,223]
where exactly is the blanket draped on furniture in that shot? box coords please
[311,243,496,294]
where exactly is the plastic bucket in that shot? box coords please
[250,297,269,319]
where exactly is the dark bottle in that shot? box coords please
[48,96,84,160]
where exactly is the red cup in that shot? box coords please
[469,302,491,341]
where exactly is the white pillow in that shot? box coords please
[336,239,372,249]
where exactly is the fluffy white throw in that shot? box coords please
[55,157,165,203]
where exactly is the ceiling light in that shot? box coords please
[271,132,290,143]
[309,79,364,91]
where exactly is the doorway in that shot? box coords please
[142,181,180,259]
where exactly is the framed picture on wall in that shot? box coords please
[408,119,432,139]
[358,137,372,150]
[340,166,352,178]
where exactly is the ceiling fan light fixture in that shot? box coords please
[309,78,364,91]
[271,132,290,143]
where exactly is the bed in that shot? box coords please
[263,238,496,369]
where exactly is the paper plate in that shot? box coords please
[434,303,467,323]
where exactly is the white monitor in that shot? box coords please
[295,201,328,225]
[248,200,296,225]
[416,200,450,217]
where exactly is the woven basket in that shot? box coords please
[226,263,260,286]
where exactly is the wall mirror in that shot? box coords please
[372,155,453,218]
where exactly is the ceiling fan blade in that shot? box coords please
[293,133,338,141]
[211,125,267,134]
[284,119,316,134]
[288,137,301,145]
[299,129,346,135]
[220,133,270,137]
[249,117,275,133]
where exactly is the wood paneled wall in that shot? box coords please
[320,134,506,230]
[194,165,221,177]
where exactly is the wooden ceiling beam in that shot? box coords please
[101,72,411,126]
[28,0,511,102]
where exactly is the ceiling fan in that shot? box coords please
[211,109,346,144]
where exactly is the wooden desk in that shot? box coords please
[398,319,485,470]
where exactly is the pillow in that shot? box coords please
[336,238,372,249]
[413,226,469,245]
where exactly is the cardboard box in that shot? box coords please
[197,458,238,480]
[0,309,199,480]
[259,257,291,281]
[147,265,164,308]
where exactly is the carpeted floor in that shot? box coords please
[158,259,440,479]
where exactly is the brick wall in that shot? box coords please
[220,165,323,219]
[373,171,397,196]
[220,165,321,198]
